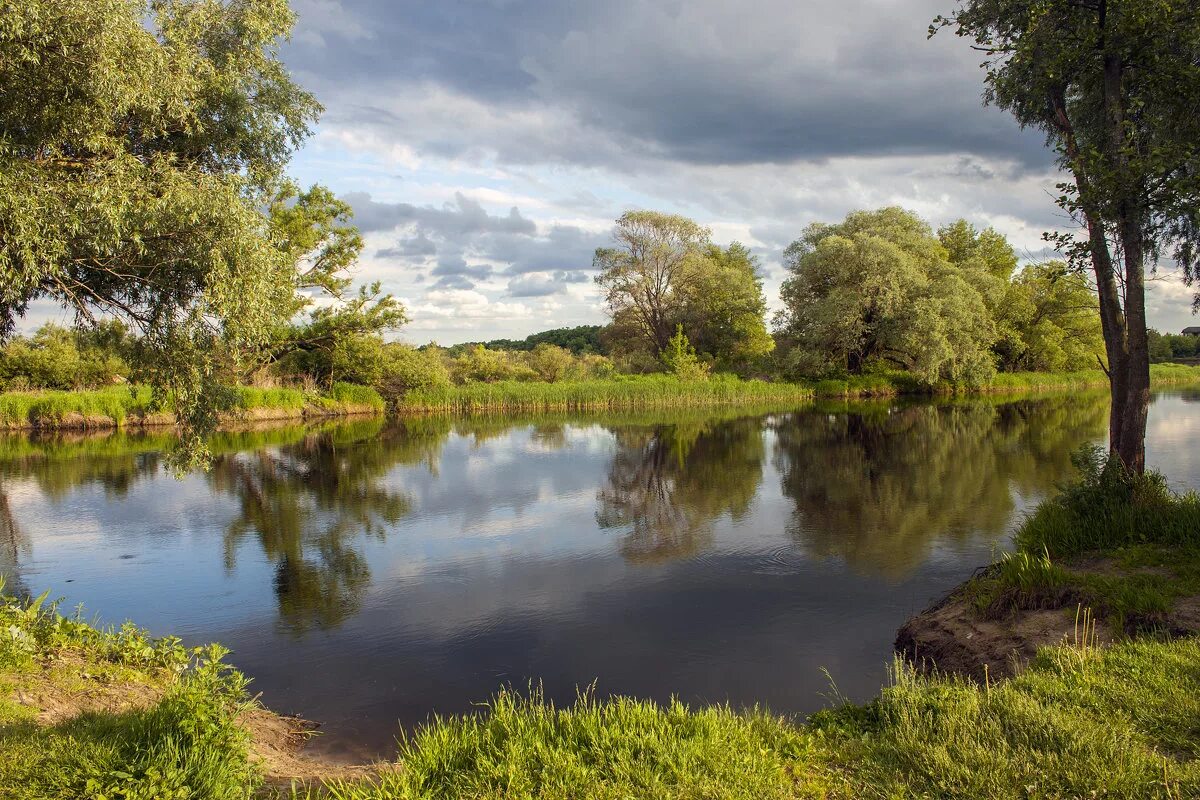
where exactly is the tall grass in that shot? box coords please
[807,363,1200,399]
[0,383,384,430]
[398,373,815,413]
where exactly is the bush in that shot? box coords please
[0,323,130,391]
[660,326,710,381]
[375,344,452,399]
[525,343,576,382]
[450,345,536,384]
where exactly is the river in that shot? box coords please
[1,390,1197,761]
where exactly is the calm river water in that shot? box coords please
[2,390,1198,760]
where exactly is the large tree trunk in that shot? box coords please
[1116,217,1150,473]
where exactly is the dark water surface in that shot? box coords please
[2,391,1198,760]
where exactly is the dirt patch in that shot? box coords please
[11,655,163,724]
[4,654,387,789]
[897,559,1200,680]
[895,596,1115,681]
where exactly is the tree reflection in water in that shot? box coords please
[773,395,1108,577]
[596,417,765,563]
[212,419,447,634]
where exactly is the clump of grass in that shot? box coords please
[812,638,1200,797]
[0,383,384,430]
[326,382,386,411]
[311,687,828,800]
[1017,446,1200,557]
[0,583,260,800]
[0,386,156,428]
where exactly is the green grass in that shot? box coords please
[806,363,1200,399]
[5,580,1200,799]
[398,373,816,413]
[0,584,259,800]
[0,383,384,429]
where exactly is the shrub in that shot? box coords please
[660,326,710,381]
[375,344,452,399]
[525,343,576,382]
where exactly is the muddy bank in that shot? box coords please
[895,559,1200,681]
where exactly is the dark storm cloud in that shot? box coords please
[287,0,1052,169]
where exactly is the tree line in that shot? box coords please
[1,0,1196,472]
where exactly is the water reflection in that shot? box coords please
[2,391,1180,759]
[774,396,1107,576]
[0,398,1117,617]
[597,417,765,563]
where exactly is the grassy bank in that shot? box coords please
[397,373,815,413]
[396,364,1200,413]
[965,446,1200,630]
[4,581,1199,798]
[0,382,384,430]
[806,362,1200,399]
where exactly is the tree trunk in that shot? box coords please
[1116,216,1150,472]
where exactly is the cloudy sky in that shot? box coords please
[269,0,1192,342]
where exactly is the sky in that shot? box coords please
[30,0,1199,342]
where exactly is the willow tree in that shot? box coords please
[935,0,1200,473]
[0,0,320,461]
[775,208,997,384]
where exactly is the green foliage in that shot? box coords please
[1148,329,1200,363]
[684,243,775,373]
[776,208,997,386]
[0,587,258,800]
[659,325,710,381]
[480,325,607,355]
[1015,445,1200,558]
[594,210,713,356]
[373,344,452,400]
[0,323,132,391]
[449,344,535,384]
[939,222,1104,373]
[525,343,578,382]
[327,382,385,411]
[399,374,813,414]
[0,0,322,441]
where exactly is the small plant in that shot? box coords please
[660,325,711,381]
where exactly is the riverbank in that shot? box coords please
[805,361,1200,399]
[0,383,385,431]
[396,364,1200,413]
[898,447,1200,682]
[3,364,1199,430]
[3,584,1197,798]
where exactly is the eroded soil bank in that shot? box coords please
[895,557,1200,680]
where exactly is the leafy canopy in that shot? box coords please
[0,0,325,460]
[776,208,997,385]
